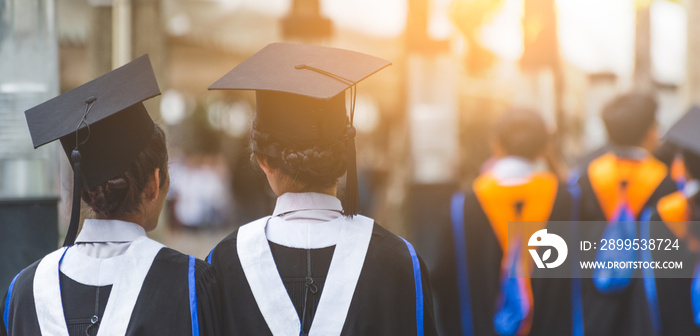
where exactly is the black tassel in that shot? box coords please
[343,126,359,217]
[63,150,82,247]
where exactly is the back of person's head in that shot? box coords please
[494,108,548,161]
[602,93,657,147]
[81,124,169,218]
[250,118,348,191]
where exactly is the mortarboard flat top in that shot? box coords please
[666,106,700,155]
[208,42,391,99]
[24,54,160,188]
[25,54,160,149]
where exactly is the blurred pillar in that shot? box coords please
[402,0,458,244]
[634,3,653,93]
[687,0,700,105]
[88,1,112,76]
[88,0,164,77]
[520,0,565,168]
[112,0,132,68]
[0,0,60,291]
[131,0,166,114]
[281,0,333,43]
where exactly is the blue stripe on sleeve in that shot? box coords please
[451,192,474,336]
[3,270,22,335]
[188,256,200,336]
[401,237,424,336]
[568,172,584,336]
[640,208,661,336]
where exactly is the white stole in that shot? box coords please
[237,215,374,336]
[33,237,164,336]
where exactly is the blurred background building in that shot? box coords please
[1,0,698,289]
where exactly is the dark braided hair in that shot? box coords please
[250,120,348,190]
[81,124,168,218]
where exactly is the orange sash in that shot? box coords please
[472,171,559,336]
[588,152,668,220]
[671,156,686,183]
[473,172,559,251]
[657,191,700,253]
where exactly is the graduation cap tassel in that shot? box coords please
[344,127,359,217]
[63,150,82,246]
[343,85,359,217]
[63,96,95,247]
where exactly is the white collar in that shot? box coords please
[611,145,649,160]
[268,192,344,249]
[272,192,343,217]
[685,179,700,198]
[75,219,147,243]
[490,156,536,186]
[267,217,344,249]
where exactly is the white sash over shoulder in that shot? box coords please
[237,215,374,336]
[33,237,164,336]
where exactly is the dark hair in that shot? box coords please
[494,108,548,160]
[81,124,168,217]
[602,93,657,146]
[250,120,347,190]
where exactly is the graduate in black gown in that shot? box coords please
[428,109,572,336]
[571,93,676,336]
[1,55,219,336]
[206,43,438,336]
[647,107,700,336]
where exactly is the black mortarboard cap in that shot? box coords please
[209,43,391,215]
[25,54,160,246]
[666,106,700,156]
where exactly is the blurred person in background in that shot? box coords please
[570,93,676,336]
[1,56,220,336]
[647,107,700,336]
[206,43,438,335]
[167,111,232,231]
[428,108,573,336]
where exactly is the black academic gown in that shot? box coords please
[574,151,677,336]
[429,173,572,336]
[648,191,700,336]
[1,246,220,336]
[209,215,438,336]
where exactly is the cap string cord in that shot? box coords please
[64,97,97,247]
[294,64,354,86]
[74,97,96,150]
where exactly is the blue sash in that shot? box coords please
[400,237,424,336]
[593,202,638,294]
[188,255,200,336]
[450,192,474,336]
[567,172,584,336]
[639,209,661,335]
[692,263,700,326]
[493,240,528,336]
